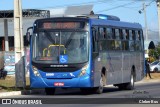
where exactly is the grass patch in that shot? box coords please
[0,76,30,92]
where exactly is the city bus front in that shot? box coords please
[29,18,93,90]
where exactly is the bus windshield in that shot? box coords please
[32,31,89,64]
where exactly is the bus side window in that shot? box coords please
[126,30,129,40]
[135,31,139,40]
[122,29,126,40]
[119,29,123,40]
[129,30,135,51]
[132,30,135,40]
[115,40,122,50]
[106,28,112,39]
[140,30,144,50]
[100,27,107,39]
[122,41,129,51]
[103,27,107,39]
[112,28,116,39]
[115,29,120,40]
[99,27,104,40]
[138,30,141,40]
[129,30,133,40]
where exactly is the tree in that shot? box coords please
[148,42,160,61]
[148,41,155,50]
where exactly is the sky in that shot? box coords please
[0,0,159,31]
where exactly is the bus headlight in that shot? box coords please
[79,64,88,77]
[32,66,40,77]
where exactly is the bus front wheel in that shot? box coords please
[94,73,105,94]
[45,88,55,95]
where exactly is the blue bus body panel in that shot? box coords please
[30,67,93,88]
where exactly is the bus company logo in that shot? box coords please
[46,73,54,76]
[2,99,11,104]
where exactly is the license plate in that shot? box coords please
[54,82,64,86]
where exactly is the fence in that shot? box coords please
[0,51,30,91]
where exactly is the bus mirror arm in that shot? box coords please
[26,27,33,42]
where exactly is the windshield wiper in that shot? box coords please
[44,30,55,44]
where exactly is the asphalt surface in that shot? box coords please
[3,81,159,98]
[0,80,160,107]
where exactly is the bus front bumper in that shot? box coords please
[30,76,92,88]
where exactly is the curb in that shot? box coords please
[0,89,45,97]
[137,79,160,84]
[0,91,21,97]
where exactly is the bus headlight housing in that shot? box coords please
[32,66,40,77]
[79,64,88,77]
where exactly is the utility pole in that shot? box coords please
[139,2,149,58]
[14,0,25,88]
[157,0,160,40]
[143,3,149,46]
[14,0,24,63]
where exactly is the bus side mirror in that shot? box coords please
[26,27,33,42]
[26,32,30,42]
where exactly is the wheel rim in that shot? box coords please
[99,77,104,91]
[131,74,134,87]
[155,68,158,72]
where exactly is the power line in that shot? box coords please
[34,0,112,9]
[96,1,137,13]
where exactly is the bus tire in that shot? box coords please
[45,88,55,95]
[125,72,135,90]
[94,73,105,94]
[118,71,135,90]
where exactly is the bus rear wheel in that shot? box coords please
[45,88,55,95]
[118,72,135,90]
[125,72,135,90]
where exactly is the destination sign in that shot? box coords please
[41,22,84,29]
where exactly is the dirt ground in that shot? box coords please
[144,73,160,80]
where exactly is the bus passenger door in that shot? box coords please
[91,27,102,87]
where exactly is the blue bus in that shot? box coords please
[26,14,145,95]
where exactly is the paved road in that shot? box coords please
[4,81,159,98]
[1,81,160,107]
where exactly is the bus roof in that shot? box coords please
[35,17,142,30]
[90,18,142,29]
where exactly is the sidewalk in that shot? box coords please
[0,73,160,97]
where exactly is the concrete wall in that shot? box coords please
[0,18,37,37]
[0,51,4,69]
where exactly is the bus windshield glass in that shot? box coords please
[32,31,89,64]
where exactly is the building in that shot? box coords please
[0,9,50,51]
